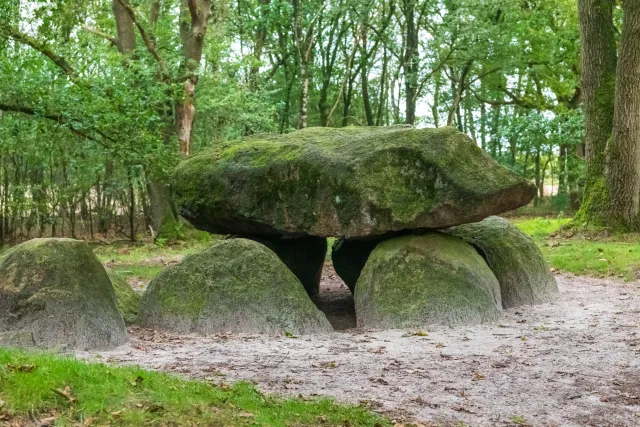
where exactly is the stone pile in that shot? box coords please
[163,126,557,330]
[0,127,558,351]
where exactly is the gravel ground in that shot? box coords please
[79,271,640,426]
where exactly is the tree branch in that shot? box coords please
[115,0,169,79]
[1,24,77,79]
[187,0,199,22]
[0,103,111,148]
[81,24,118,47]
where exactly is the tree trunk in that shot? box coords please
[299,61,309,129]
[403,0,418,125]
[112,0,136,53]
[575,0,617,225]
[605,0,640,229]
[177,0,211,156]
[249,0,271,88]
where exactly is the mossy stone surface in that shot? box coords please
[0,238,127,350]
[138,239,332,335]
[244,236,327,296]
[106,269,141,325]
[445,216,558,308]
[172,126,536,238]
[331,238,382,293]
[355,233,502,328]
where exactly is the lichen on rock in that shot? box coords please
[138,238,332,335]
[0,238,127,350]
[172,126,536,238]
[354,233,502,328]
[444,216,558,308]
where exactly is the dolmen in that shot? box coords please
[153,126,557,332]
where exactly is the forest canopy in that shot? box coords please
[0,0,604,242]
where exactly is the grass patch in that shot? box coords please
[94,240,217,284]
[0,348,389,426]
[510,217,571,239]
[512,216,640,280]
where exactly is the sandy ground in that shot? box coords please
[79,269,640,426]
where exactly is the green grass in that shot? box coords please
[513,216,640,281]
[93,240,216,283]
[0,348,389,426]
[510,217,572,239]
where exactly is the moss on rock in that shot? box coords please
[444,216,558,308]
[138,239,332,335]
[0,239,127,350]
[243,236,327,296]
[172,126,536,238]
[354,233,502,328]
[106,269,141,325]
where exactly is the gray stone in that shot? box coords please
[444,216,558,308]
[0,238,127,350]
[172,126,536,238]
[355,233,502,328]
[138,239,332,335]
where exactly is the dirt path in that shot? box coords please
[79,273,640,426]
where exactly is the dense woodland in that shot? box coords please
[0,0,637,242]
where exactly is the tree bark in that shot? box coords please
[112,0,136,53]
[176,0,211,156]
[605,0,640,228]
[403,0,419,125]
[575,0,617,225]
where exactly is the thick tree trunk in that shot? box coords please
[605,0,640,228]
[112,0,136,53]
[177,0,211,156]
[575,0,617,225]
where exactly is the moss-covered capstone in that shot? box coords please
[0,239,127,350]
[444,216,558,308]
[331,238,382,293]
[172,126,536,239]
[106,269,141,325]
[244,236,327,296]
[138,239,332,335]
[354,233,502,328]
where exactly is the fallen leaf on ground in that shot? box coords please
[39,416,57,426]
[53,386,76,403]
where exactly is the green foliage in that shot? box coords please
[0,348,390,426]
[0,0,588,241]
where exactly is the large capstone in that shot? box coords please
[172,126,536,239]
[0,239,127,350]
[355,233,502,328]
[138,239,332,335]
[444,216,558,308]
[243,236,327,296]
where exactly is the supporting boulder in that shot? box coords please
[138,239,332,335]
[331,238,382,293]
[172,126,536,238]
[243,236,326,296]
[107,269,141,325]
[444,216,558,308]
[0,239,127,350]
[355,233,502,328]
